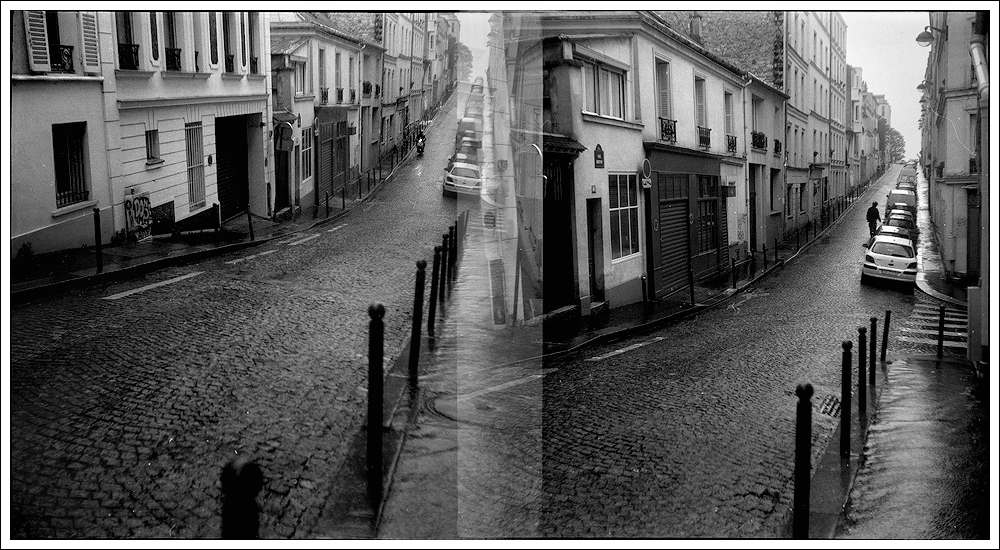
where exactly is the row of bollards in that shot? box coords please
[794,310,893,538]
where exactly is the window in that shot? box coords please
[145,129,161,163]
[164,12,181,70]
[302,128,313,179]
[335,52,342,99]
[52,122,89,208]
[583,61,625,119]
[696,176,719,252]
[222,12,235,72]
[695,77,706,126]
[248,12,259,73]
[149,12,159,61]
[319,49,326,87]
[240,12,247,68]
[724,92,734,135]
[185,122,205,209]
[656,60,671,119]
[295,62,306,94]
[24,11,99,74]
[209,12,218,65]
[609,174,639,260]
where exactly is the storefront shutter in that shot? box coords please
[79,12,101,74]
[23,11,51,72]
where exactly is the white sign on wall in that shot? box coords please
[124,192,152,243]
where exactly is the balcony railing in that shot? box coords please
[374,84,381,96]
[250,56,259,74]
[165,47,182,71]
[51,45,74,72]
[362,81,372,96]
[970,157,979,174]
[774,139,782,156]
[751,131,767,150]
[350,88,356,103]
[225,53,235,73]
[56,188,90,208]
[659,117,677,143]
[321,87,329,104]
[118,43,140,70]
[336,87,344,103]
[195,50,200,72]
[726,134,737,153]
[697,126,711,149]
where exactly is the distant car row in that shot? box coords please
[860,167,921,288]
[443,78,487,197]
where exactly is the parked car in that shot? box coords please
[876,224,915,244]
[896,181,916,192]
[887,201,916,216]
[886,189,917,212]
[861,234,917,286]
[883,215,918,240]
[885,208,914,223]
[442,162,483,197]
[447,151,479,169]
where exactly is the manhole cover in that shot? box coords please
[816,394,841,418]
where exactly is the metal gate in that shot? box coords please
[215,116,248,220]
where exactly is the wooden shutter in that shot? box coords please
[23,11,51,72]
[657,62,670,118]
[724,93,733,135]
[79,12,101,74]
[695,79,706,126]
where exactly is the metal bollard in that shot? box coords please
[246,204,255,242]
[937,305,945,358]
[325,192,330,218]
[858,327,867,416]
[439,234,449,303]
[428,247,441,337]
[869,317,877,386]
[731,257,737,289]
[221,456,263,539]
[763,244,768,271]
[367,303,385,508]
[342,186,346,210]
[881,310,891,363]
[793,383,814,539]
[687,265,695,305]
[840,340,852,457]
[449,225,457,278]
[409,260,427,388]
[93,207,103,274]
[796,227,800,251]
[775,238,779,265]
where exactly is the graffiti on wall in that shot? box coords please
[124,192,153,243]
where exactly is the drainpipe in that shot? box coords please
[968,14,989,364]
[741,74,752,256]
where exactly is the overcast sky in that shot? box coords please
[840,10,932,160]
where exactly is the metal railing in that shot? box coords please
[195,50,200,72]
[165,47,182,71]
[118,43,139,70]
[321,87,329,104]
[659,117,677,143]
[362,81,373,96]
[350,89,356,103]
[726,134,737,153]
[52,45,74,73]
[751,130,767,149]
[250,56,258,74]
[337,87,344,103]
[970,157,979,174]
[698,126,711,149]
[225,53,235,73]
[774,139,782,156]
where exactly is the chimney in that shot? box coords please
[690,12,703,44]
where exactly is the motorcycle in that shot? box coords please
[416,137,425,156]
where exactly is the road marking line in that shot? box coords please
[327,224,347,233]
[457,370,555,402]
[289,233,322,246]
[586,337,665,362]
[225,249,277,265]
[103,272,203,300]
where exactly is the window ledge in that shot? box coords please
[581,112,643,131]
[295,94,316,102]
[769,210,783,217]
[247,73,267,81]
[13,74,104,83]
[221,72,245,80]
[146,158,165,167]
[115,69,155,79]
[51,199,98,219]
[160,70,210,80]
[611,252,642,265]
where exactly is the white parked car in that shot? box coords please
[442,162,483,197]
[861,234,917,286]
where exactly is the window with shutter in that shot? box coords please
[695,77,706,126]
[79,12,101,73]
[149,12,159,61]
[23,10,52,72]
[657,61,670,118]
[209,12,218,65]
[724,92,733,135]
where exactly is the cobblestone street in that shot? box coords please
[9,93,464,539]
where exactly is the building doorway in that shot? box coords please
[215,115,250,220]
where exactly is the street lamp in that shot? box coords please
[916,25,947,47]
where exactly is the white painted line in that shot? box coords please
[103,272,203,300]
[327,224,347,233]
[289,233,322,246]
[586,337,665,362]
[225,249,277,265]
[458,373,545,402]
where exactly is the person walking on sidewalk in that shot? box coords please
[866,201,881,238]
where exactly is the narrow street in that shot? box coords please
[9,92,466,538]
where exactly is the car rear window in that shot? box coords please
[452,167,479,179]
[871,242,914,258]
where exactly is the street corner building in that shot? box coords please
[11,11,272,256]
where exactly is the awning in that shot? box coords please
[273,111,298,124]
[542,132,586,155]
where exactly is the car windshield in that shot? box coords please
[452,167,479,179]
[871,242,914,258]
